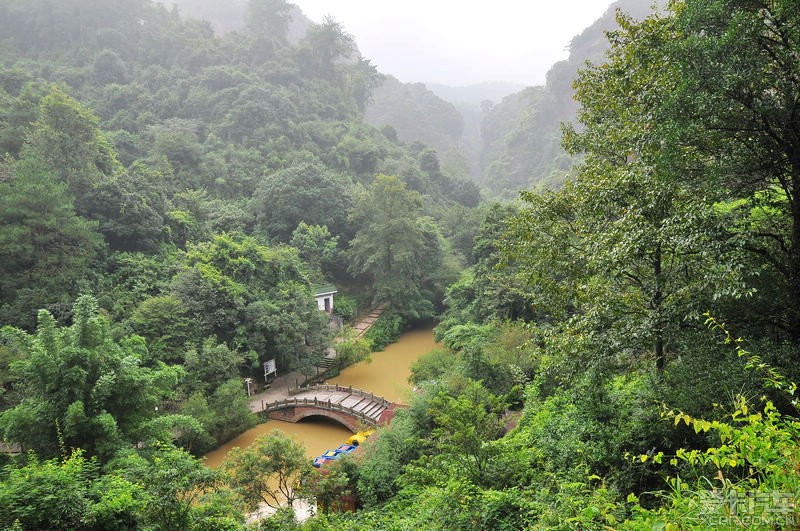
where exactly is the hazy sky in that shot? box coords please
[293,1,615,87]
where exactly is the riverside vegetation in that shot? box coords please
[1,0,799,529]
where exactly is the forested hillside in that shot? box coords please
[0,1,479,519]
[1,0,799,529]
[479,0,660,194]
[364,0,660,196]
[364,76,470,179]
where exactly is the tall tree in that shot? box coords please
[666,0,800,340]
[251,162,353,241]
[504,9,737,370]
[348,175,445,319]
[0,159,103,329]
[301,15,356,80]
[246,0,292,44]
[223,430,313,513]
[21,86,120,217]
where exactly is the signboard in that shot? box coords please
[263,358,277,381]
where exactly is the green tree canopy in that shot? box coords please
[0,295,183,460]
[223,430,313,512]
[348,174,446,319]
[251,161,353,241]
[0,159,103,329]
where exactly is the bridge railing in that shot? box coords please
[288,384,390,408]
[260,396,383,426]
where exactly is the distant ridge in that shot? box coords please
[426,81,527,106]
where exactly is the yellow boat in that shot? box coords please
[346,429,375,446]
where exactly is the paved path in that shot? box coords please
[352,301,389,338]
[247,303,390,413]
[247,371,308,412]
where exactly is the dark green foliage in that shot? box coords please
[252,162,353,242]
[167,232,327,372]
[131,295,196,363]
[363,314,404,351]
[330,293,357,322]
[354,404,427,508]
[0,159,103,329]
[111,443,242,530]
[290,222,340,282]
[408,348,456,385]
[0,2,491,526]
[348,175,451,320]
[182,339,244,394]
[223,430,312,511]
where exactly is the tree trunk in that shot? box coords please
[788,172,800,342]
[653,243,665,371]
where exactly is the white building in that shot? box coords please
[314,284,337,314]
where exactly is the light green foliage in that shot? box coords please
[112,443,242,530]
[627,328,800,528]
[223,430,313,512]
[300,16,356,81]
[290,222,340,282]
[330,293,357,321]
[246,0,292,50]
[332,335,371,369]
[97,249,180,324]
[0,450,145,530]
[431,323,534,398]
[0,295,183,460]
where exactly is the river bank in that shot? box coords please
[202,323,439,468]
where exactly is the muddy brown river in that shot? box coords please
[203,324,439,468]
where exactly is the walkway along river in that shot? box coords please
[203,324,439,468]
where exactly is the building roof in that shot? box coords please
[313,283,338,296]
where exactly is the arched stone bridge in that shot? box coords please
[254,384,397,433]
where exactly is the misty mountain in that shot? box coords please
[162,0,312,42]
[479,0,664,195]
[364,76,470,178]
[426,81,526,106]
[363,0,662,196]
